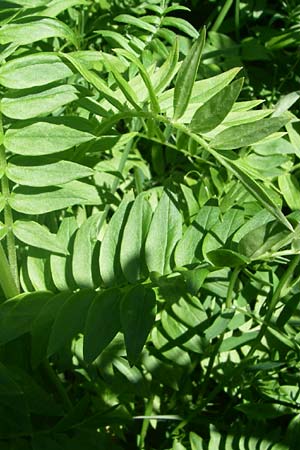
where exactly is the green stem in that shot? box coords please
[0,113,20,295]
[211,0,234,32]
[42,360,73,412]
[226,266,241,308]
[235,0,240,41]
[139,395,154,450]
[0,147,19,292]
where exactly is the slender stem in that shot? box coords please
[139,395,154,450]
[226,266,241,308]
[0,146,19,292]
[211,0,234,32]
[0,113,20,295]
[42,360,73,412]
[235,0,240,41]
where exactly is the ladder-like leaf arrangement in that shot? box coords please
[0,1,295,366]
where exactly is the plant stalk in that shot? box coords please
[42,360,73,413]
[211,0,234,32]
[226,266,241,308]
[0,113,20,296]
[139,395,154,450]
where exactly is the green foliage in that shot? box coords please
[0,0,299,449]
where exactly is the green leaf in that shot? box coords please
[47,290,96,356]
[72,213,101,289]
[99,194,133,286]
[207,249,250,267]
[102,54,141,110]
[114,49,160,113]
[0,53,73,89]
[145,191,182,275]
[1,85,79,120]
[175,206,219,267]
[205,309,235,340]
[21,249,52,292]
[4,119,94,156]
[190,78,243,133]
[31,292,71,368]
[161,309,203,353]
[202,208,244,260]
[13,220,68,255]
[60,52,124,111]
[120,193,152,283]
[50,216,78,291]
[190,432,205,450]
[173,28,206,120]
[172,440,187,450]
[9,181,101,214]
[153,37,179,94]
[162,17,199,39]
[209,149,294,231]
[120,285,156,364]
[0,292,52,345]
[4,0,48,5]
[152,326,191,366]
[219,331,258,352]
[211,116,290,149]
[83,288,122,363]
[42,0,87,17]
[95,30,134,53]
[0,363,31,436]
[6,156,93,187]
[114,14,157,33]
[278,173,300,210]
[0,18,76,46]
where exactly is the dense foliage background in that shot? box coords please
[0,0,300,449]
